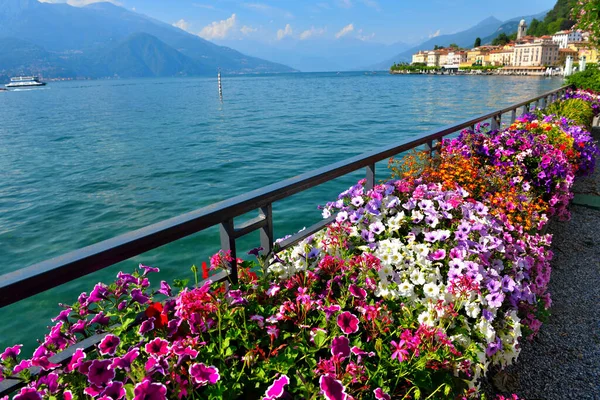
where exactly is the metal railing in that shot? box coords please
[0,84,570,395]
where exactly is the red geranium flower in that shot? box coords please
[145,302,168,329]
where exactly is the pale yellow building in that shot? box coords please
[411,51,428,64]
[489,45,515,66]
[512,39,560,67]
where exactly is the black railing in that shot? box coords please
[0,84,572,396]
[0,85,571,309]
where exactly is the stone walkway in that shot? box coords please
[486,127,600,399]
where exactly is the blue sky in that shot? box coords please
[60,0,557,44]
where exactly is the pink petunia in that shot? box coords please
[1,344,22,361]
[98,334,120,356]
[133,380,167,400]
[188,363,220,386]
[348,284,367,300]
[144,338,170,356]
[262,375,290,400]
[319,375,348,400]
[13,388,42,400]
[337,311,359,334]
[373,388,391,400]
[112,348,139,371]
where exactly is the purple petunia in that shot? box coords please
[131,289,150,304]
[90,312,110,326]
[319,375,348,400]
[100,381,126,400]
[158,281,172,297]
[112,348,139,371]
[66,348,86,372]
[188,363,220,386]
[139,317,155,335]
[139,264,160,275]
[429,249,446,261]
[133,380,167,400]
[369,221,385,235]
[87,359,115,386]
[337,311,359,335]
[262,375,290,400]
[98,334,120,356]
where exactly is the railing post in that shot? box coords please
[510,108,517,123]
[540,97,546,110]
[524,104,530,114]
[219,219,238,284]
[259,204,274,256]
[365,163,375,191]
[490,114,500,130]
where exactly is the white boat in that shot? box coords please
[5,76,46,88]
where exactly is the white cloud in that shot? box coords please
[335,23,354,39]
[240,25,258,35]
[299,26,326,40]
[429,29,441,38]
[39,0,122,5]
[244,3,293,19]
[193,4,216,10]
[361,0,380,11]
[173,19,191,32]
[277,24,293,40]
[199,14,237,40]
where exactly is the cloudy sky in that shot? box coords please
[47,0,558,45]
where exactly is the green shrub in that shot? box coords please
[566,67,600,92]
[543,98,595,129]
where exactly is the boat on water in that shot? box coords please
[5,76,46,88]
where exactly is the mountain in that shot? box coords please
[90,33,210,78]
[215,37,412,72]
[366,16,503,69]
[481,11,549,44]
[0,0,295,79]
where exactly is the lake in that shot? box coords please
[0,72,563,351]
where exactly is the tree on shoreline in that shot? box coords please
[474,37,481,47]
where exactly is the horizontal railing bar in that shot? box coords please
[0,85,570,309]
[234,215,267,239]
[277,216,336,252]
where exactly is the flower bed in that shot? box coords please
[1,90,599,400]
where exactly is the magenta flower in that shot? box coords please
[429,249,446,261]
[139,263,160,275]
[90,312,110,326]
[1,344,22,360]
[266,325,280,339]
[348,284,366,300]
[99,334,120,356]
[331,336,351,359]
[112,348,139,371]
[51,309,71,323]
[131,289,150,304]
[144,338,169,356]
[31,357,60,371]
[319,375,348,400]
[390,340,409,362]
[263,375,290,400]
[13,388,42,400]
[13,359,32,374]
[100,381,125,400]
[89,283,109,303]
[158,281,172,297]
[323,304,341,320]
[374,388,391,400]
[337,311,359,334]
[87,359,115,386]
[188,363,220,386]
[64,390,73,400]
[133,380,167,400]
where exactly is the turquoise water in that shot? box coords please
[0,72,563,352]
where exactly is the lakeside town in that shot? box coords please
[395,20,598,76]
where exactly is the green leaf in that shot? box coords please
[414,387,421,400]
[313,329,327,348]
[125,383,135,400]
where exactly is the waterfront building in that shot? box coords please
[578,45,599,64]
[489,45,515,66]
[517,19,527,40]
[412,51,428,64]
[552,30,584,49]
[512,38,560,67]
[558,48,579,67]
[443,51,467,69]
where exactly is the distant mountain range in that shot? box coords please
[366,11,549,70]
[214,37,412,73]
[0,0,295,81]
